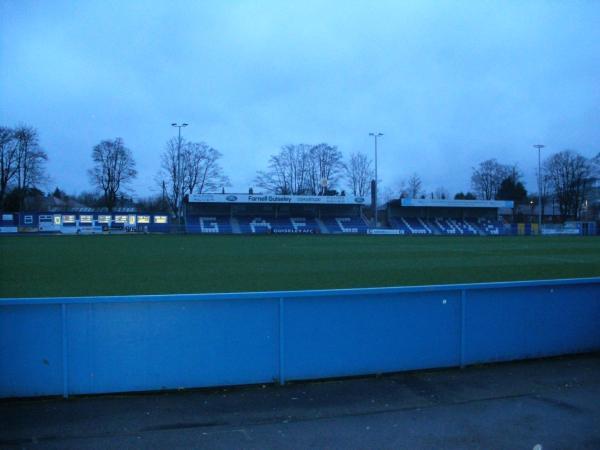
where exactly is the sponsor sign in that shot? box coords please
[541,225,581,235]
[78,226,104,234]
[367,229,402,235]
[271,228,316,234]
[189,193,367,205]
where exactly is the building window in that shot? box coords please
[24,215,33,224]
[137,215,150,224]
[98,215,111,223]
[114,215,128,223]
[62,215,76,223]
[79,215,93,223]
[154,215,168,224]
[53,216,61,225]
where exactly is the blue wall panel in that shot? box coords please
[464,282,600,364]
[283,291,462,380]
[65,299,280,395]
[0,304,64,397]
[1,278,599,398]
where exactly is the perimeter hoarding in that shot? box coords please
[188,193,367,205]
[2,278,599,398]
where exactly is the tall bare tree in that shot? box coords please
[543,150,591,220]
[255,144,311,195]
[406,173,423,198]
[89,138,137,212]
[396,179,409,199]
[471,159,510,200]
[183,142,229,195]
[590,152,600,178]
[379,185,396,205]
[255,143,344,195]
[434,187,449,199]
[307,143,344,194]
[158,138,185,218]
[12,125,48,210]
[158,138,228,218]
[344,152,373,196]
[591,152,600,179]
[0,126,18,207]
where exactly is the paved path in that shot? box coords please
[2,354,599,449]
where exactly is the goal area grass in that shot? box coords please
[1,234,599,298]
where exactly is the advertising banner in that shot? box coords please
[367,229,402,235]
[271,228,317,234]
[541,224,581,235]
[189,193,367,205]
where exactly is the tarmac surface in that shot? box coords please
[1,353,600,450]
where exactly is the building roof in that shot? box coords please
[400,198,514,209]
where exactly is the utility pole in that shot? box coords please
[533,144,545,234]
[172,123,188,222]
[369,132,383,227]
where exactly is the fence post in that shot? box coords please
[460,289,467,368]
[278,298,285,386]
[61,303,69,398]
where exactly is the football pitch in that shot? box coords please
[1,235,599,298]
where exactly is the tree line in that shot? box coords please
[1,123,598,221]
[254,143,374,197]
[468,153,599,220]
[0,125,48,211]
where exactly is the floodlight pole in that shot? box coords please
[369,132,383,227]
[533,144,545,233]
[172,123,188,222]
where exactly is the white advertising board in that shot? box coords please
[189,193,367,205]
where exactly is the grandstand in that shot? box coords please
[185,195,516,236]
[385,198,512,236]
[185,193,369,234]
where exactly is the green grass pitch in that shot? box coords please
[1,235,599,298]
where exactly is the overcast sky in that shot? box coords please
[1,0,599,198]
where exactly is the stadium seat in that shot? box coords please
[235,216,320,234]
[389,216,504,236]
[474,219,505,235]
[389,217,432,235]
[433,218,478,235]
[186,215,233,234]
[321,217,369,234]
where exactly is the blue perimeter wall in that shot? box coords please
[1,278,599,398]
